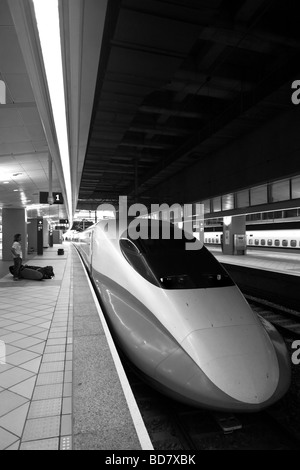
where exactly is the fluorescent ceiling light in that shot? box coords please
[0,173,10,182]
[32,0,72,218]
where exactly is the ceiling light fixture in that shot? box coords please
[32,0,73,219]
[0,173,10,182]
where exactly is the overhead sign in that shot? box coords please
[40,192,64,204]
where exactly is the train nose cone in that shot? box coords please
[181,324,280,404]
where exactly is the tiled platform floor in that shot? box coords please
[0,243,152,451]
[0,246,72,450]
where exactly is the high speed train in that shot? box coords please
[74,218,291,412]
[205,229,300,249]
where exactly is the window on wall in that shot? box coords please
[291,176,300,199]
[202,200,211,214]
[250,185,268,206]
[222,193,234,211]
[236,190,249,208]
[212,197,221,212]
[271,179,290,202]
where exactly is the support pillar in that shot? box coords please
[27,219,38,253]
[49,225,53,247]
[2,208,27,262]
[37,217,43,256]
[222,215,246,255]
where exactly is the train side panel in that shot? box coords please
[204,229,300,249]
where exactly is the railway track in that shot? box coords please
[246,294,300,337]
[123,356,300,451]
[120,296,300,450]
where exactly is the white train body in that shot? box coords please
[204,229,300,249]
[75,219,291,411]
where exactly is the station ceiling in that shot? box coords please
[1,0,300,223]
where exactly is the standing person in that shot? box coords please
[11,234,23,281]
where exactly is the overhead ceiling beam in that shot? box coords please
[59,0,108,216]
[0,102,37,109]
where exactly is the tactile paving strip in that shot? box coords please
[60,435,72,450]
[22,416,60,441]
[28,398,62,419]
[20,438,59,450]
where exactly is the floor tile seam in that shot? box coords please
[0,296,58,303]
[0,309,56,316]
[0,385,35,400]
[0,392,31,423]
[19,437,60,451]
[11,356,44,375]
[1,293,59,396]
[24,398,71,417]
[52,261,71,321]
[0,365,38,389]
[0,321,51,332]
[17,351,68,447]
[0,311,54,321]
[3,348,44,362]
[20,415,61,444]
[1,325,52,336]
[25,410,70,423]
[20,403,73,444]
[1,330,51,344]
[0,426,20,450]
[20,430,69,445]
[1,345,45,363]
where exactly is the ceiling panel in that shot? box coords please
[0,108,24,126]
[0,0,67,223]
[3,74,35,102]
[0,126,31,142]
[79,0,300,209]
[0,29,27,73]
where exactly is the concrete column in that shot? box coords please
[222,215,246,255]
[27,219,38,253]
[2,208,27,262]
[43,219,50,248]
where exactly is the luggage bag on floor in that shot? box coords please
[21,268,43,280]
[9,264,55,280]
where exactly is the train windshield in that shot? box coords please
[120,221,234,289]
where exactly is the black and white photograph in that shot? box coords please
[0,0,300,455]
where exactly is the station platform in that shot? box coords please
[0,243,153,450]
[209,247,300,277]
